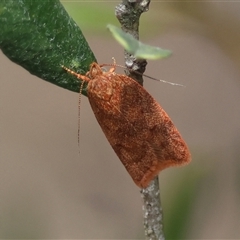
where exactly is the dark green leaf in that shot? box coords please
[0,0,97,95]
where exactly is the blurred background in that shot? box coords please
[1,0,240,239]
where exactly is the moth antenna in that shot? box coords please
[62,65,91,153]
[140,72,185,87]
[129,68,185,87]
[78,80,85,154]
[100,63,185,87]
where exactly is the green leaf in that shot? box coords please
[107,24,172,60]
[0,0,97,95]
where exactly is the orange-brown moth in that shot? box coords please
[62,62,191,188]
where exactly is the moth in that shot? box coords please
[62,62,191,188]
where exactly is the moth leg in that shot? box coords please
[99,58,118,73]
[108,57,117,73]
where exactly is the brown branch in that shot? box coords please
[115,0,149,86]
[115,1,165,240]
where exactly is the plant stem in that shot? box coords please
[141,178,165,240]
[115,0,148,86]
[115,1,165,239]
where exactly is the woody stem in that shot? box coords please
[115,0,148,86]
[115,1,165,240]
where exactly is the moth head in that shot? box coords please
[89,62,103,78]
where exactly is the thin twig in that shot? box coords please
[115,0,148,86]
[115,1,165,240]
[141,178,165,240]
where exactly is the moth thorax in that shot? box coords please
[89,78,113,101]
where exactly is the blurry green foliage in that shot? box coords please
[107,24,172,60]
[61,0,119,35]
